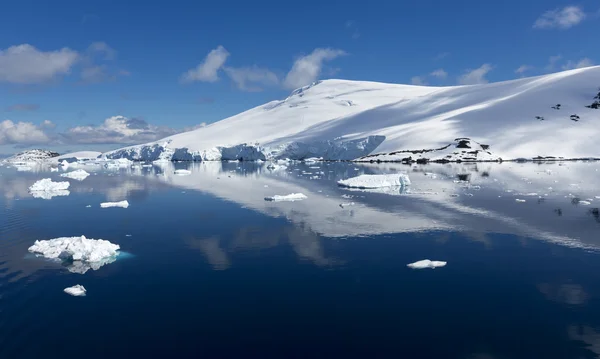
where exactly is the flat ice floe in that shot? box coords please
[174,169,192,175]
[60,169,90,181]
[28,235,120,274]
[64,285,86,296]
[264,193,308,202]
[100,200,129,208]
[407,260,447,269]
[337,174,411,189]
[29,178,71,199]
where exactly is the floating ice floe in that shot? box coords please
[50,167,59,172]
[264,193,308,202]
[29,178,71,200]
[16,166,33,172]
[174,169,191,175]
[64,285,86,297]
[407,260,447,269]
[28,235,120,274]
[100,200,129,208]
[337,173,411,189]
[515,199,526,203]
[579,200,592,205]
[60,169,90,181]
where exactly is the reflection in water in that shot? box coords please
[569,325,600,357]
[187,237,231,270]
[538,282,589,306]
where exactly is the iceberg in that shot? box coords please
[407,260,447,269]
[100,200,129,208]
[264,193,308,202]
[337,174,411,189]
[29,178,71,199]
[64,285,86,297]
[28,235,120,274]
[60,169,90,181]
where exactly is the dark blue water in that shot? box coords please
[1,161,600,358]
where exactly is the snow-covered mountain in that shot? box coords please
[4,149,60,163]
[101,66,600,162]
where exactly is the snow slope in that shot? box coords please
[103,66,600,162]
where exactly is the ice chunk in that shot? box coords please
[29,178,71,199]
[100,200,129,208]
[407,259,447,269]
[64,285,86,297]
[174,169,191,175]
[264,193,308,202]
[338,174,411,189]
[579,200,592,205]
[28,235,120,274]
[515,199,526,203]
[60,169,90,181]
[50,167,59,172]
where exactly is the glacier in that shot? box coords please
[96,67,600,163]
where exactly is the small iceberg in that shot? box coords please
[338,173,411,189]
[28,235,120,274]
[100,200,129,208]
[64,285,86,297]
[29,178,70,200]
[515,199,526,203]
[50,167,59,172]
[174,169,192,176]
[60,169,90,181]
[407,259,447,269]
[264,193,308,202]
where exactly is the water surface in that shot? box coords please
[1,161,600,358]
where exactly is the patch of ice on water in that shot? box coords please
[60,169,90,181]
[264,193,308,202]
[50,167,59,172]
[64,285,86,297]
[28,235,120,274]
[579,200,592,205]
[174,169,191,175]
[338,173,411,189]
[407,260,447,269]
[100,200,129,208]
[515,199,526,203]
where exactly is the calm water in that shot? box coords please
[1,160,600,358]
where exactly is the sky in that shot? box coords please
[0,0,598,155]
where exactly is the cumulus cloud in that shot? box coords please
[458,64,493,85]
[63,116,179,144]
[534,6,586,29]
[562,57,594,70]
[0,120,54,145]
[5,104,40,112]
[224,66,279,92]
[430,68,448,79]
[283,48,346,89]
[180,45,230,83]
[0,44,79,84]
[410,76,427,85]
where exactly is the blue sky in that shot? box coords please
[0,0,598,154]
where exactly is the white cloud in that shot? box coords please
[180,45,230,83]
[87,42,116,60]
[533,6,586,29]
[434,52,450,61]
[224,66,279,92]
[283,48,346,90]
[63,116,179,144]
[0,120,54,145]
[515,65,534,75]
[562,57,595,70]
[80,65,109,83]
[458,64,493,85]
[0,44,79,84]
[410,76,427,85]
[430,69,448,79]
